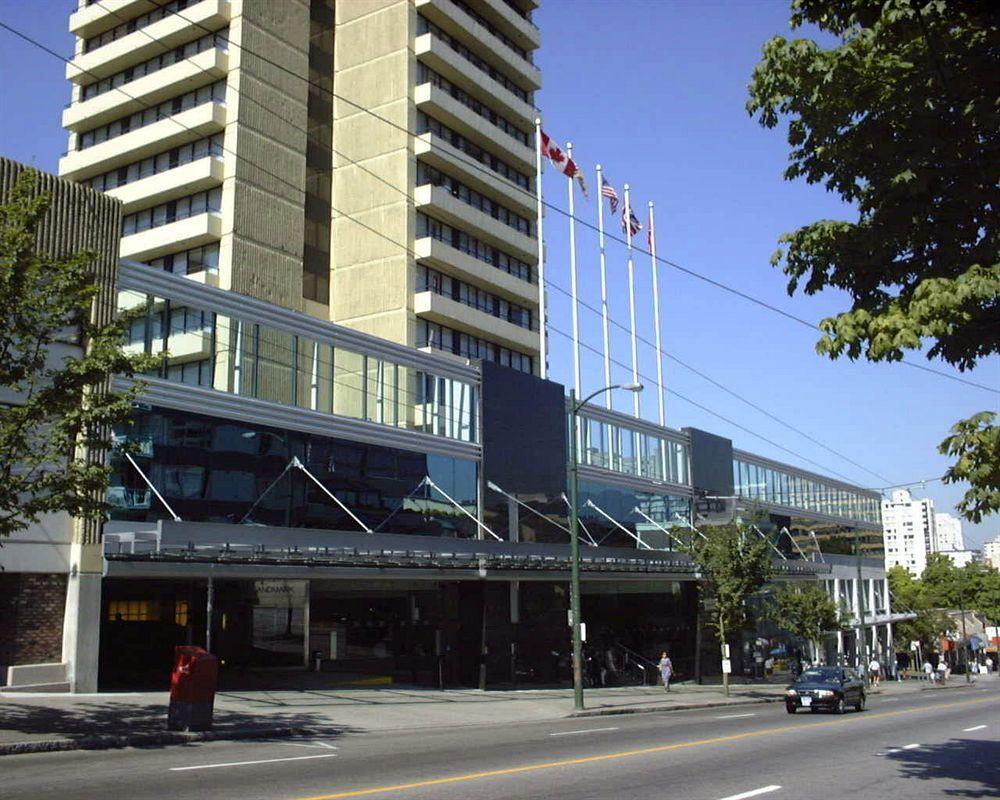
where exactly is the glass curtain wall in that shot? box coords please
[733,457,881,525]
[109,407,479,536]
[118,290,478,444]
[578,413,689,485]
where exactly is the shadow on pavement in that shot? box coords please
[0,700,349,748]
[885,738,1000,798]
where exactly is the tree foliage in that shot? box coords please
[0,172,156,539]
[747,0,1000,522]
[767,583,843,660]
[938,411,1000,523]
[690,522,774,642]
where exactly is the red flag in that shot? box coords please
[539,130,587,196]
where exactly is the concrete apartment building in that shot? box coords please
[59,0,542,375]
[983,534,1000,570]
[882,488,938,576]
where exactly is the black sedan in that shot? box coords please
[785,666,865,714]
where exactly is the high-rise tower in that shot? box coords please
[61,0,542,373]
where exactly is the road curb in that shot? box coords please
[567,695,784,718]
[0,725,307,756]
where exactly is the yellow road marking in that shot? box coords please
[297,695,998,800]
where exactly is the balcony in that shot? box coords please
[414,236,537,306]
[59,101,227,181]
[414,33,535,131]
[104,155,224,213]
[63,48,229,132]
[415,290,539,354]
[415,184,535,263]
[69,0,158,38]
[119,211,223,261]
[415,0,541,92]
[476,0,540,51]
[415,133,533,217]
[414,83,534,175]
[67,0,231,83]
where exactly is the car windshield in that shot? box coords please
[796,668,841,684]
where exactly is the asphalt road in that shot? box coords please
[3,685,997,800]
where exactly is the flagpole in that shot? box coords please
[649,201,665,427]
[595,164,612,409]
[567,143,581,397]
[624,184,641,420]
[534,117,547,380]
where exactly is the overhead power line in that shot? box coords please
[105,0,1000,397]
[0,16,925,488]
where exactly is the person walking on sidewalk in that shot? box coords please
[869,656,881,688]
[658,651,673,692]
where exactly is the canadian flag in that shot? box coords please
[539,130,587,196]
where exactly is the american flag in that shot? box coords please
[601,177,619,214]
[621,206,642,237]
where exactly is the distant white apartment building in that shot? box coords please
[984,534,1000,569]
[882,489,938,575]
[935,513,965,551]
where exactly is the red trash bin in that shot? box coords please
[167,645,219,731]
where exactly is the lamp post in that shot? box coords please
[568,382,643,711]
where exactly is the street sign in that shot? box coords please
[721,644,730,659]
[721,659,732,675]
[581,623,587,642]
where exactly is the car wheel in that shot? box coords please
[835,697,845,714]
[855,693,865,712]
[786,704,796,714]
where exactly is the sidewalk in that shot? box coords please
[0,674,990,755]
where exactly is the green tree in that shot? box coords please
[747,0,1000,522]
[887,565,951,659]
[0,172,156,539]
[767,583,843,664]
[691,522,774,695]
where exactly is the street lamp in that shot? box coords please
[568,382,643,711]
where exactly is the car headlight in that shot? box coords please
[816,689,834,698]
[785,689,798,697]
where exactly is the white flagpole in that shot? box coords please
[624,184,640,420]
[595,164,612,409]
[567,143,581,396]
[534,118,547,379]
[648,201,665,427]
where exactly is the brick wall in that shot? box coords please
[0,573,67,668]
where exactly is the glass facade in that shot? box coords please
[733,457,880,525]
[110,407,479,536]
[118,289,478,443]
[578,412,689,485]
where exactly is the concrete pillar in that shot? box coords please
[61,543,103,693]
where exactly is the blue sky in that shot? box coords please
[0,0,996,547]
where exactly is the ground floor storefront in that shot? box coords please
[98,574,700,691]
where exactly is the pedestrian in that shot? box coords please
[869,656,881,688]
[986,656,994,675]
[922,659,934,682]
[937,660,948,684]
[658,650,673,692]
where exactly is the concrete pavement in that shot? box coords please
[1,674,990,755]
[1,681,996,799]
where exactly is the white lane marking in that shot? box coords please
[170,753,338,771]
[880,698,899,702]
[717,786,782,800]
[549,726,620,737]
[963,725,987,732]
[716,713,756,719]
[277,741,339,750]
[902,743,921,750]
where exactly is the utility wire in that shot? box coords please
[83,0,1000,397]
[65,7,898,484]
[0,18,913,487]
